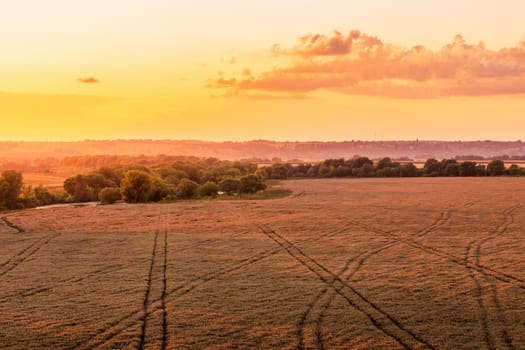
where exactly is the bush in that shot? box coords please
[0,170,23,209]
[219,178,241,195]
[120,170,153,203]
[239,175,266,193]
[198,181,219,197]
[99,187,122,204]
[487,160,505,176]
[400,163,418,177]
[176,178,199,199]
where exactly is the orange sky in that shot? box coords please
[1,0,525,141]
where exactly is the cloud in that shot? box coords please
[77,77,100,84]
[210,30,525,98]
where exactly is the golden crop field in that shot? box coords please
[1,178,524,350]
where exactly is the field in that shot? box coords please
[1,178,525,349]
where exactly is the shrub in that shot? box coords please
[219,178,241,195]
[176,178,199,199]
[198,181,219,197]
[487,160,505,176]
[99,187,122,204]
[239,175,266,193]
[120,170,153,203]
[0,170,23,209]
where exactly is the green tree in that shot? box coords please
[358,163,376,177]
[0,170,24,209]
[198,181,219,197]
[120,170,153,203]
[443,162,459,176]
[376,157,394,170]
[176,178,199,199]
[423,158,440,176]
[99,187,122,204]
[459,161,477,176]
[318,165,334,178]
[351,157,373,170]
[219,178,241,195]
[487,160,505,176]
[269,164,288,179]
[239,175,266,193]
[476,164,487,176]
[507,164,525,176]
[400,163,418,177]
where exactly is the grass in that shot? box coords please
[1,177,525,349]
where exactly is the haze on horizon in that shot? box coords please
[1,0,525,142]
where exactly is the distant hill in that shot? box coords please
[1,140,525,162]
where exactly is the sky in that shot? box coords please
[1,0,525,141]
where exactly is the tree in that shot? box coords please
[0,170,23,209]
[423,159,440,176]
[176,178,199,199]
[269,164,288,179]
[351,157,373,170]
[120,170,153,203]
[377,167,400,177]
[440,159,458,176]
[443,163,459,176]
[219,178,241,195]
[476,164,487,176]
[198,181,219,197]
[459,161,477,176]
[318,165,334,178]
[358,163,376,177]
[376,157,394,170]
[400,163,418,177]
[99,187,122,204]
[63,174,110,202]
[507,164,525,176]
[487,160,505,176]
[239,175,266,193]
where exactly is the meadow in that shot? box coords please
[1,177,524,349]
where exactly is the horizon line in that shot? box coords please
[0,138,523,143]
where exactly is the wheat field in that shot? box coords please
[1,177,524,349]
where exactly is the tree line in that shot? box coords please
[1,156,523,210]
[261,157,525,179]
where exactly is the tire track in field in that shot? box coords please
[0,207,158,302]
[0,232,61,277]
[259,225,436,350]
[0,259,151,303]
[1,216,25,233]
[463,205,519,350]
[76,224,358,349]
[351,211,525,350]
[161,216,169,350]
[300,210,451,350]
[138,209,163,350]
[354,223,525,291]
[0,205,101,279]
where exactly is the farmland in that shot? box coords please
[1,178,525,349]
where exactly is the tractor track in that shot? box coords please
[300,210,452,350]
[348,208,524,350]
[259,225,437,350]
[0,205,100,279]
[75,223,360,349]
[161,217,169,350]
[355,223,525,291]
[1,216,25,233]
[138,211,162,350]
[0,232,61,277]
[463,205,520,350]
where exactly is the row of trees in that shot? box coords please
[63,160,267,204]
[262,157,525,179]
